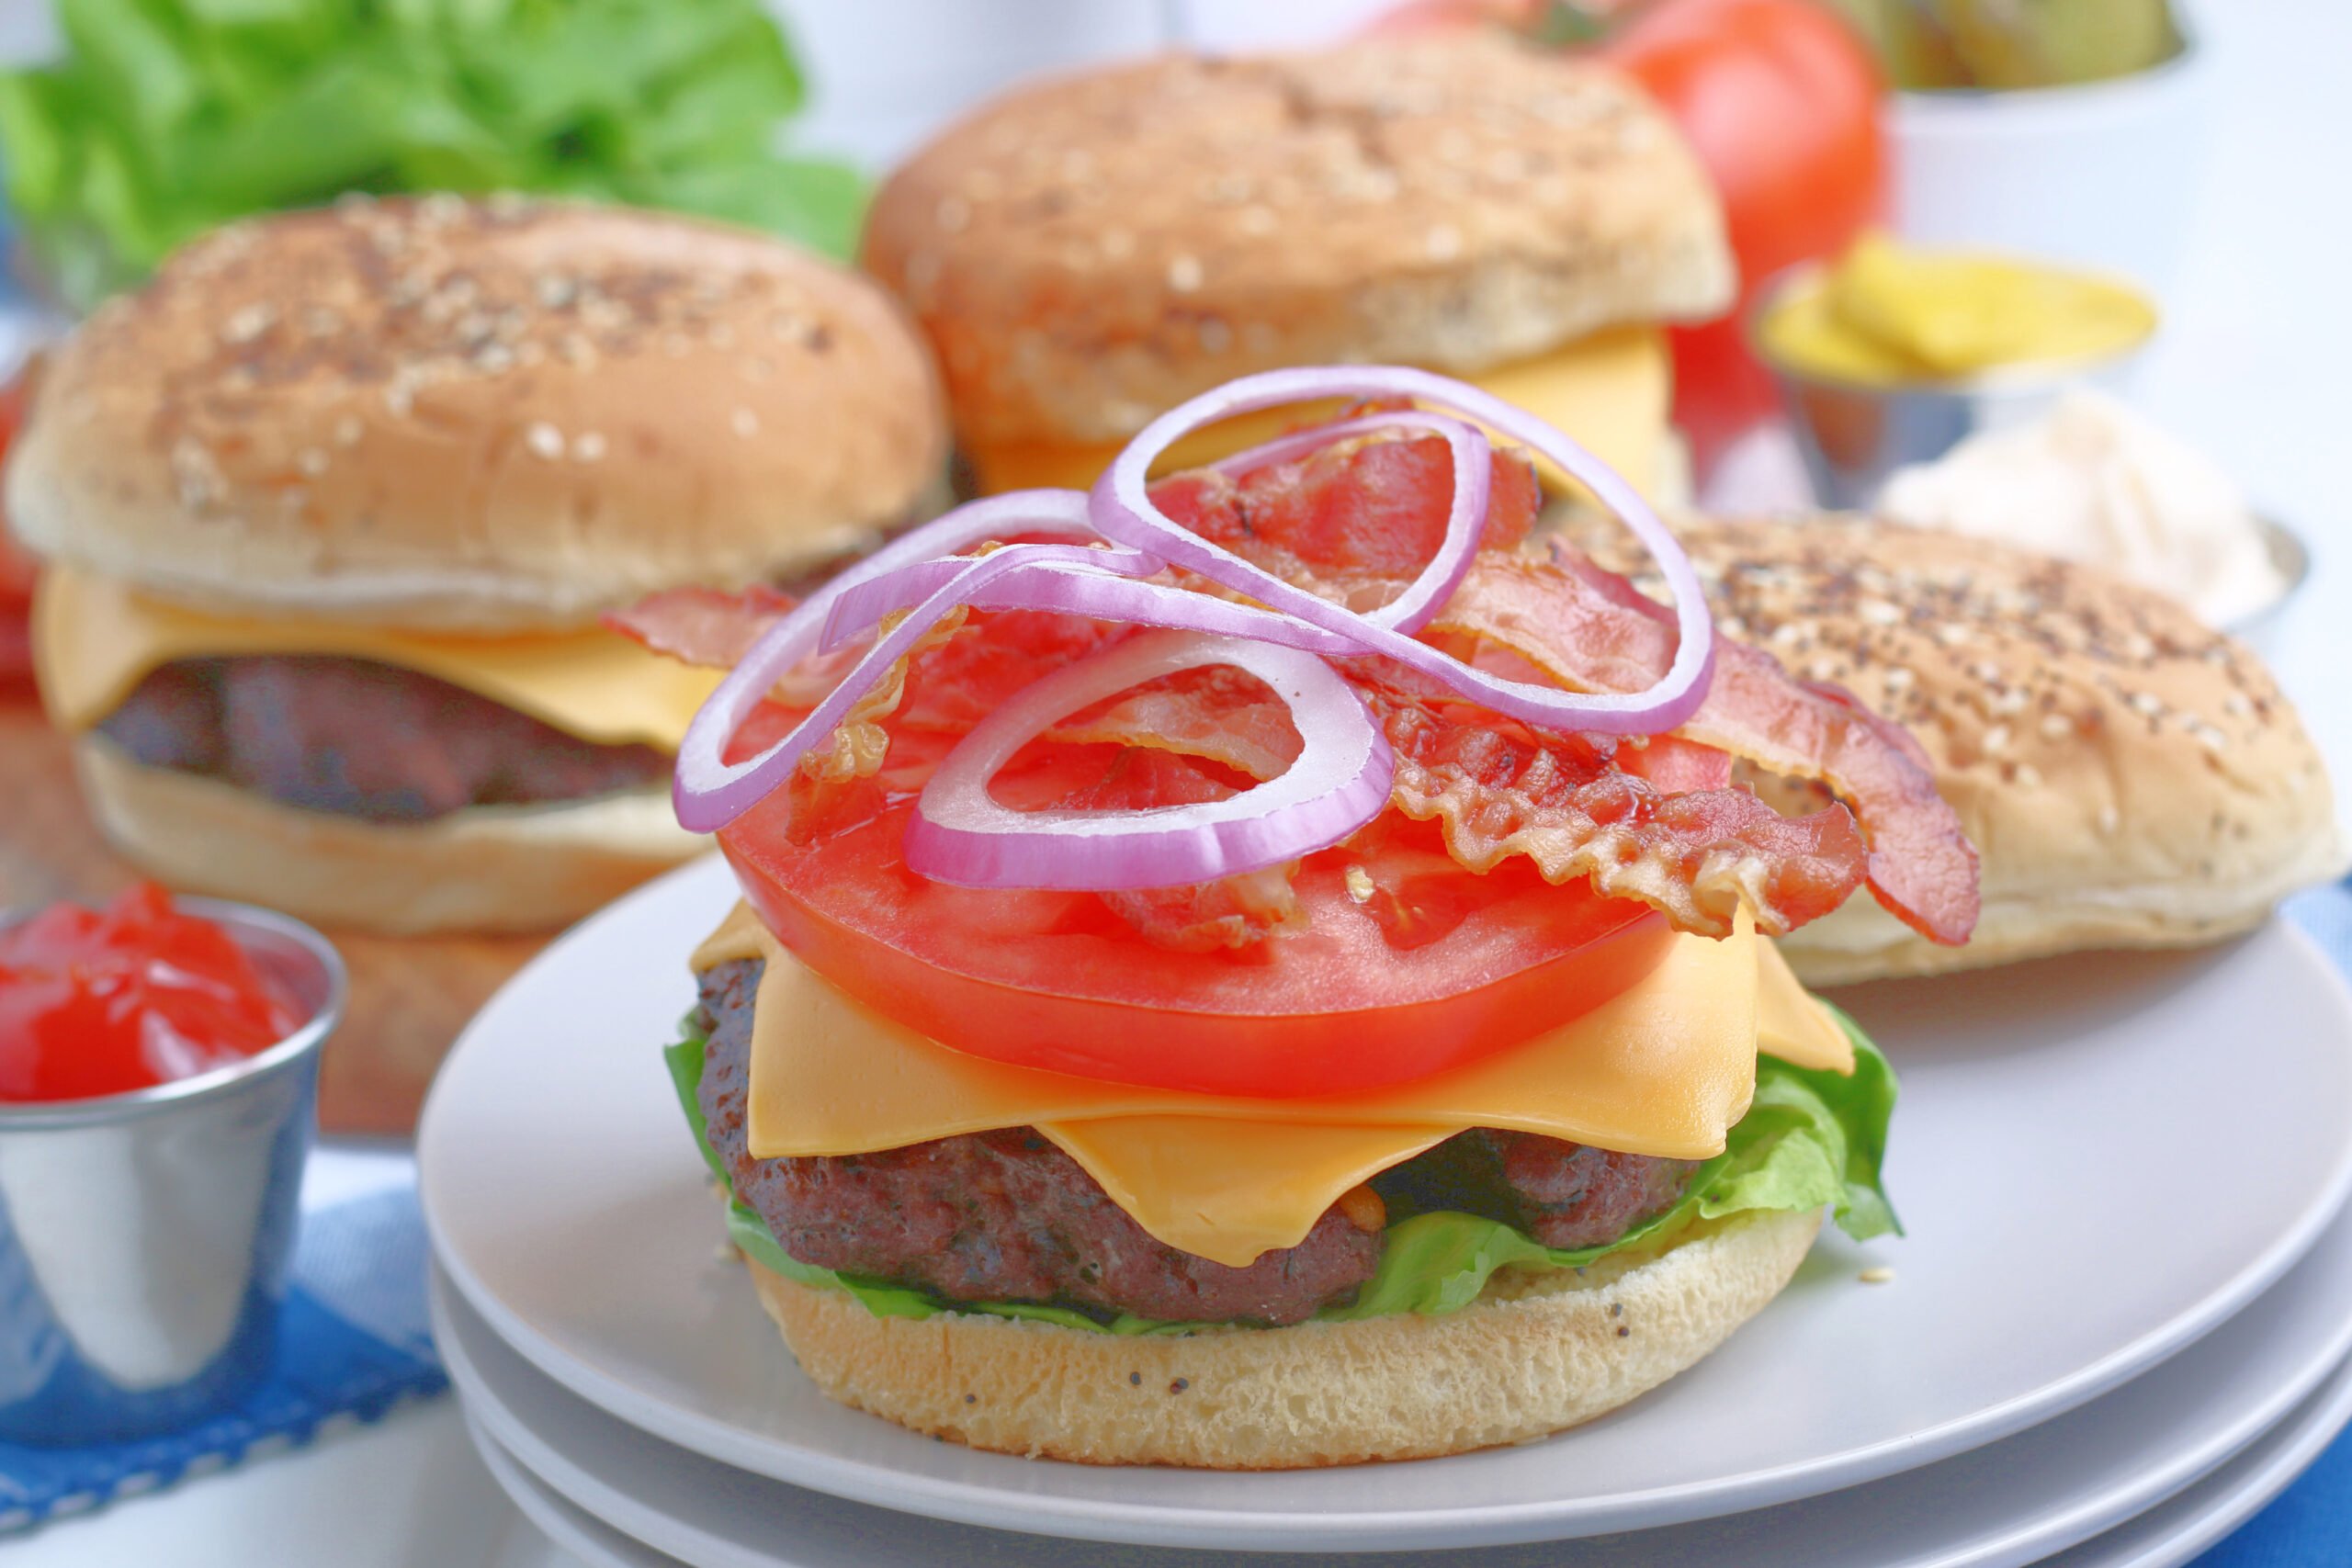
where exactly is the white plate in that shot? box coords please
[465,1373,2352,1568]
[419,856,2352,1551]
[2044,1373,2352,1568]
[471,1419,671,1568]
[435,1190,2352,1568]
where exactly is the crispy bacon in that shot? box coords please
[603,584,795,668]
[1153,426,1541,592]
[1426,549,1978,946]
[1364,684,1869,940]
[1138,426,1974,943]
[1048,664,1301,780]
[1619,732,1737,795]
[1060,748,1301,952]
[896,610,1125,734]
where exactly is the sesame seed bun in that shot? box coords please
[6,197,947,633]
[864,35,1732,451]
[1580,513,2342,984]
[72,731,699,935]
[744,1208,1818,1469]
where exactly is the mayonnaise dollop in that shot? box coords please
[1879,391,2284,629]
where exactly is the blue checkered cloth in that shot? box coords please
[0,1180,446,1534]
[2196,881,2352,1565]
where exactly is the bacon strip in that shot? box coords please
[1428,549,1979,945]
[1152,431,1974,942]
[896,610,1125,735]
[603,584,795,668]
[1060,749,1302,951]
[1047,664,1302,780]
[1153,424,1541,581]
[1366,685,1869,940]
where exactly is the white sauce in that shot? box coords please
[1880,391,2285,629]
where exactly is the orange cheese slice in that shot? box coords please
[962,327,1674,502]
[707,902,1852,1266]
[1036,1117,1456,1267]
[33,564,721,751]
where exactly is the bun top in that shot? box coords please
[864,35,1732,450]
[1582,513,2339,973]
[7,197,947,632]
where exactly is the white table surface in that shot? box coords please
[8,2,2348,1563]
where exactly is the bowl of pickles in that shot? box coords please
[1826,0,2209,301]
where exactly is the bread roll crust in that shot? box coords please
[8,197,945,632]
[1580,513,2341,983]
[74,732,702,935]
[865,35,1732,450]
[744,1210,1818,1469]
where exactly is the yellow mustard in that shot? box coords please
[1759,232,2158,386]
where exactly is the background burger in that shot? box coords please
[7,197,944,934]
[636,376,1978,1466]
[1575,512,2343,982]
[862,33,1731,503]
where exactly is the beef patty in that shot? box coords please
[98,657,671,821]
[694,958,1701,1325]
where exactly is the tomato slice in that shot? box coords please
[719,785,1672,1100]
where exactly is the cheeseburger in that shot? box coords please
[9,197,944,934]
[639,371,1978,1466]
[864,33,1731,502]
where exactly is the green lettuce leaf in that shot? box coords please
[664,1003,1898,1336]
[0,0,865,310]
[1331,1005,1898,1319]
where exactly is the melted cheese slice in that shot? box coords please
[709,902,1853,1266]
[34,565,721,750]
[961,327,1674,501]
[1039,1117,1456,1267]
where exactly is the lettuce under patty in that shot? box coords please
[662,1003,1897,1337]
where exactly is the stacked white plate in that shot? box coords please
[419,856,2352,1568]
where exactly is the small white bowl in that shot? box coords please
[1887,24,2212,300]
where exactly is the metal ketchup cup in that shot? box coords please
[0,897,345,1445]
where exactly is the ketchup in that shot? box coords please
[0,885,305,1102]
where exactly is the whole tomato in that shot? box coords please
[1601,0,1888,468]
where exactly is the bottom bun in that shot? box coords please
[74,733,702,935]
[744,1208,1821,1469]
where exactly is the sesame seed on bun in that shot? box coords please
[6,196,947,633]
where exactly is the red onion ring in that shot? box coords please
[904,631,1393,891]
[820,546,1365,660]
[674,368,1723,890]
[819,542,1155,653]
[673,491,1105,832]
[1090,367,1715,735]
